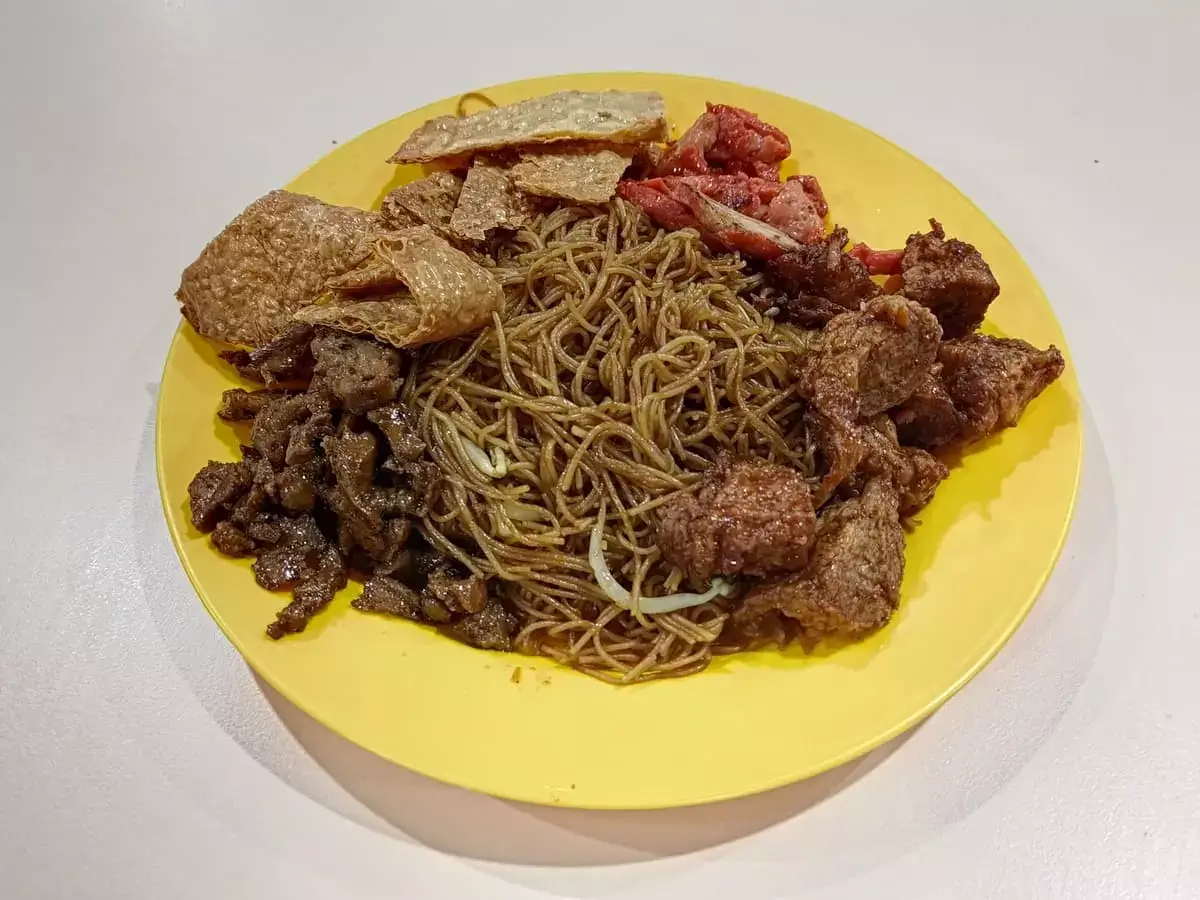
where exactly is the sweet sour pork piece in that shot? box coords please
[654,457,817,584]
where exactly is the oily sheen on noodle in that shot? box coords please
[402,198,817,682]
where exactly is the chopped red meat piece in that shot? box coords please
[797,175,828,218]
[848,243,904,276]
[654,112,720,176]
[683,188,801,260]
[616,179,697,231]
[704,104,791,179]
[617,173,782,226]
[621,173,827,249]
[653,103,791,181]
[762,178,827,244]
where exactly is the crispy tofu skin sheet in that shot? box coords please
[177,191,383,346]
[510,146,633,204]
[449,158,538,240]
[388,91,667,163]
[295,226,502,348]
[379,172,463,237]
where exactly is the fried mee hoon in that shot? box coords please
[179,88,1066,683]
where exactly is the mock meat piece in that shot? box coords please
[900,219,1000,339]
[187,460,254,531]
[890,367,963,449]
[800,295,943,422]
[654,457,817,584]
[444,598,518,652]
[735,477,906,637]
[769,227,883,316]
[859,416,948,515]
[266,546,348,639]
[310,329,402,414]
[938,333,1065,442]
[653,103,790,180]
[219,324,316,387]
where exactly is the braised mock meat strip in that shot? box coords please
[219,324,316,387]
[186,325,470,640]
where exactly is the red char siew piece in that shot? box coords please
[848,242,905,276]
[683,187,802,260]
[654,103,792,180]
[619,174,828,251]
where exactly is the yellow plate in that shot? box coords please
[158,73,1081,809]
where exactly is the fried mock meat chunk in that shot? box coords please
[655,456,816,584]
[798,296,942,505]
[735,477,905,638]
[768,228,884,326]
[800,295,942,421]
[178,192,382,346]
[900,219,1000,339]
[859,416,948,515]
[938,334,1065,442]
[889,366,963,449]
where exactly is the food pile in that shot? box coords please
[176,89,1064,681]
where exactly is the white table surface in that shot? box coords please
[2,2,1198,897]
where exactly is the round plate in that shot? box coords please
[158,72,1081,809]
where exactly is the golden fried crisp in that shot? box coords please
[294,226,502,347]
[510,145,633,204]
[449,158,537,241]
[388,90,667,163]
[379,171,463,237]
[176,191,382,346]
